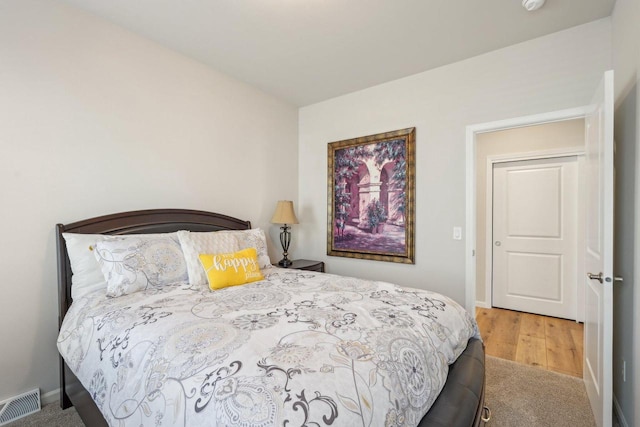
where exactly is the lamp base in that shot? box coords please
[278,258,292,267]
[278,224,293,267]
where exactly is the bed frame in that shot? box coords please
[56,209,486,427]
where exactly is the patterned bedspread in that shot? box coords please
[58,268,480,427]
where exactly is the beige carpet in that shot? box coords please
[10,356,596,426]
[485,356,596,426]
[8,400,83,427]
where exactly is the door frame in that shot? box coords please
[483,151,585,321]
[465,107,590,313]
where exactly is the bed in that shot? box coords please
[56,209,487,427]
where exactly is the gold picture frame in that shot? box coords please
[327,127,415,264]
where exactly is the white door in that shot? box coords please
[584,70,614,427]
[492,157,578,319]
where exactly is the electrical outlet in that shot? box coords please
[622,360,626,382]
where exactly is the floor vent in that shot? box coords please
[0,389,41,426]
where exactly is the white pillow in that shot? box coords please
[62,233,110,299]
[177,230,240,287]
[62,232,183,299]
[218,228,271,269]
[94,235,188,297]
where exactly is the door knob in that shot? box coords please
[495,241,501,246]
[587,272,603,283]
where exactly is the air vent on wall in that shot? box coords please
[0,389,41,426]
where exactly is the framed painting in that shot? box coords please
[327,127,415,264]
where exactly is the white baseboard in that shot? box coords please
[41,388,60,406]
[613,394,629,427]
[475,301,491,309]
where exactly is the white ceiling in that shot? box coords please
[59,0,615,106]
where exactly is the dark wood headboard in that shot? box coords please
[55,209,251,417]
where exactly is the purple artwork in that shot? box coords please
[327,128,415,264]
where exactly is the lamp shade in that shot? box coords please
[271,200,299,224]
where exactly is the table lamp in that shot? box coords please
[271,200,299,267]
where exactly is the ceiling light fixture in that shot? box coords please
[522,0,546,11]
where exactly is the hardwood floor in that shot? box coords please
[476,307,583,377]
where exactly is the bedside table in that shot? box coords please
[276,259,325,273]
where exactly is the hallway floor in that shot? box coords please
[476,307,583,377]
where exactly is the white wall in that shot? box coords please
[0,0,298,402]
[475,119,585,307]
[611,0,640,424]
[299,19,611,306]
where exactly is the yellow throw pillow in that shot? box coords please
[199,248,264,290]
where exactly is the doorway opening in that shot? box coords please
[464,108,588,377]
[464,107,589,312]
[478,124,587,318]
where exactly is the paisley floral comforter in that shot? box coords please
[58,268,480,427]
